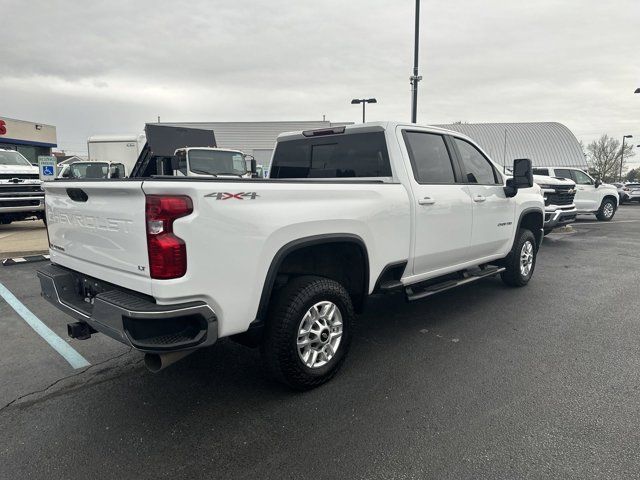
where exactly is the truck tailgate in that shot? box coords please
[44,181,152,295]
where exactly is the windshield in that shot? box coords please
[69,162,109,179]
[188,149,247,176]
[0,150,32,166]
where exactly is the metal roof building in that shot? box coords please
[158,120,351,167]
[435,122,587,168]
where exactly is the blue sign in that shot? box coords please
[43,165,55,176]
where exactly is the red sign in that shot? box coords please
[0,120,6,136]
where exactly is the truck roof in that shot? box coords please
[276,121,476,143]
[88,134,146,143]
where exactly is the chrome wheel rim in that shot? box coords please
[520,240,534,277]
[603,202,614,218]
[297,301,343,369]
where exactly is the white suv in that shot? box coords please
[532,167,619,221]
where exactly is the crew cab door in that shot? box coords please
[400,129,473,276]
[450,137,515,259]
[556,168,598,211]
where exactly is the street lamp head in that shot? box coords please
[366,98,377,104]
[635,88,640,94]
[624,135,633,139]
[351,99,362,104]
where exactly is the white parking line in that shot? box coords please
[0,281,90,369]
[575,220,640,226]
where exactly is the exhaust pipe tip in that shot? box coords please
[144,350,193,373]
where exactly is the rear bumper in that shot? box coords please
[544,207,577,230]
[37,263,218,353]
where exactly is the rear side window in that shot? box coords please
[454,138,499,184]
[270,132,391,178]
[533,168,549,176]
[403,131,456,183]
[554,169,572,180]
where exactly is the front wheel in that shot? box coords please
[501,229,537,287]
[595,198,616,221]
[261,275,354,390]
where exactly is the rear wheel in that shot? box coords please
[596,198,616,221]
[261,275,354,390]
[501,229,537,287]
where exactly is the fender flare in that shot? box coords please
[254,233,370,325]
[516,207,544,248]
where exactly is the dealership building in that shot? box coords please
[0,115,57,164]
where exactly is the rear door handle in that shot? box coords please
[418,196,436,205]
[473,195,486,203]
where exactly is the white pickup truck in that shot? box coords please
[38,122,544,389]
[533,167,619,221]
[0,148,45,225]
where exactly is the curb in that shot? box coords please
[2,254,50,266]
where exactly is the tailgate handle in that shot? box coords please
[67,188,88,202]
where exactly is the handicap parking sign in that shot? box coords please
[38,155,57,181]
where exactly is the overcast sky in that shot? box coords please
[2,0,639,160]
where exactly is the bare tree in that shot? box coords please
[586,134,635,183]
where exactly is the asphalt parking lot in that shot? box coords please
[1,206,639,479]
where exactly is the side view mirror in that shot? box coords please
[504,158,533,197]
[244,155,257,177]
[594,179,602,188]
[170,156,180,172]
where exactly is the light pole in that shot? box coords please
[410,0,422,123]
[351,98,377,123]
[620,135,633,181]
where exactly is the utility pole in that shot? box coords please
[410,0,422,123]
[620,135,633,181]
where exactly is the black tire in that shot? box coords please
[261,275,354,390]
[595,197,616,221]
[500,228,537,287]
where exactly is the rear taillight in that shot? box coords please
[145,195,193,279]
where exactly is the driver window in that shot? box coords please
[572,170,593,185]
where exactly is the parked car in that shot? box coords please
[532,167,619,221]
[613,183,629,204]
[621,183,640,203]
[38,122,544,389]
[0,148,45,225]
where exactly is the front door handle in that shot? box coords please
[418,196,436,205]
[473,195,486,203]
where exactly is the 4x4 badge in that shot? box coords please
[205,192,260,200]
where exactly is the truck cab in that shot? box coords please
[173,147,257,178]
[533,167,619,221]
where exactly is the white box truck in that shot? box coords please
[87,134,146,177]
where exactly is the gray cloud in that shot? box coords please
[1,0,639,159]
